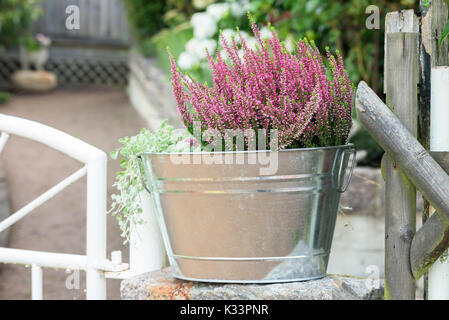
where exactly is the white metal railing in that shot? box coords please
[0,114,110,300]
[0,113,166,299]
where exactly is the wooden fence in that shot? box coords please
[357,0,449,300]
[34,0,130,46]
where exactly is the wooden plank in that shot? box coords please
[109,0,121,40]
[383,31,418,300]
[421,0,449,69]
[88,0,101,39]
[44,0,55,34]
[384,9,419,300]
[384,10,419,94]
[99,0,109,38]
[56,0,66,35]
[79,0,89,38]
[411,198,449,280]
[117,0,131,43]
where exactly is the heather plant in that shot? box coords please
[170,22,353,150]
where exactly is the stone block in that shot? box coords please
[121,267,383,300]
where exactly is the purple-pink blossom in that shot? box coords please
[170,23,353,150]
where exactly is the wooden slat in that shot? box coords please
[383,30,419,300]
[99,0,109,38]
[384,10,419,94]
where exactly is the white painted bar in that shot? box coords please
[429,66,449,300]
[0,247,87,270]
[0,114,105,163]
[31,264,43,300]
[129,191,166,276]
[111,251,122,264]
[86,153,107,300]
[0,133,9,153]
[0,166,87,233]
[430,67,449,151]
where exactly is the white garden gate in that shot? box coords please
[0,113,134,300]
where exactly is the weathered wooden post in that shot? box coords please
[356,1,449,300]
[383,11,418,300]
[418,0,449,299]
[357,80,449,300]
[355,82,449,218]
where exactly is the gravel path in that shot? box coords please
[0,88,146,300]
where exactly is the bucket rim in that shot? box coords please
[139,143,354,157]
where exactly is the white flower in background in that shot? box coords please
[218,49,230,61]
[192,0,215,10]
[178,51,200,70]
[237,49,244,60]
[202,38,218,56]
[186,38,201,57]
[186,38,217,59]
[239,30,249,40]
[230,0,250,18]
[206,3,229,21]
[246,36,258,50]
[260,26,272,39]
[220,28,237,46]
[219,29,248,45]
[183,74,193,84]
[191,12,217,39]
[216,48,244,62]
[284,35,296,52]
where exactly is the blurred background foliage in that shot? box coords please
[0,0,43,106]
[124,0,418,92]
[0,0,43,50]
[250,0,416,94]
[123,0,423,167]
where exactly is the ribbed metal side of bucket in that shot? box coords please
[140,145,353,283]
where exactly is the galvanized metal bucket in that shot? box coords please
[139,144,355,283]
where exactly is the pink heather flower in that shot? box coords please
[170,23,353,150]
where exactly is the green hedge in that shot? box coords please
[0,92,11,105]
[123,0,166,40]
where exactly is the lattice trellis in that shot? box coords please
[0,55,129,89]
[0,57,20,89]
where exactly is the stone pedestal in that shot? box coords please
[12,70,57,92]
[120,268,383,300]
